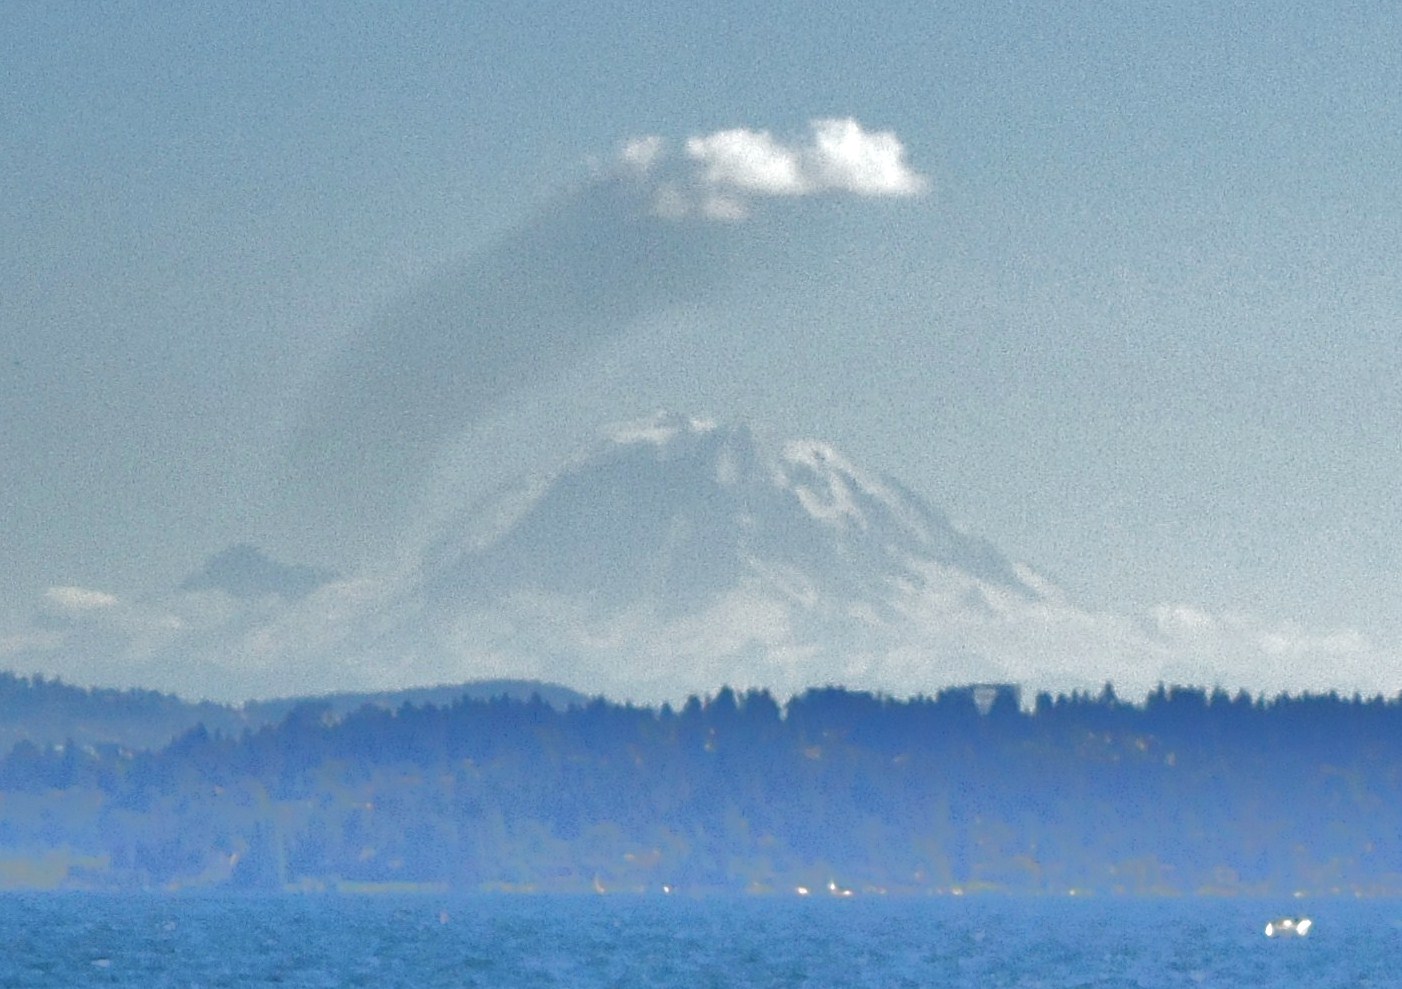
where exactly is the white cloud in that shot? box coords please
[620,117,928,222]
[649,182,692,220]
[700,193,750,222]
[7,509,1396,706]
[9,557,1401,706]
[1145,605,1381,695]
[619,135,665,173]
[1150,603,1218,636]
[806,118,928,196]
[685,128,811,195]
[44,585,118,612]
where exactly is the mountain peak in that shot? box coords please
[404,415,1059,700]
[435,414,1045,604]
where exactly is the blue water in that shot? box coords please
[1,894,1397,987]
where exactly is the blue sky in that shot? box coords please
[4,2,1402,697]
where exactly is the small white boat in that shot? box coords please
[1264,917,1312,938]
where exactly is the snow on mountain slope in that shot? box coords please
[427,413,1041,609]
[404,413,1150,700]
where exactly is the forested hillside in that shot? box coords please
[1,684,1399,895]
[0,673,247,753]
[0,672,586,751]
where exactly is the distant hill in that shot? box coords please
[0,672,588,752]
[240,679,591,727]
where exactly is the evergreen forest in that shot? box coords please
[1,679,1399,896]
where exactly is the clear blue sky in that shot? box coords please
[4,2,1401,695]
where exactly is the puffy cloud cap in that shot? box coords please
[621,118,928,221]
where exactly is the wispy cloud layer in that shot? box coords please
[4,546,1397,706]
[44,586,119,613]
[621,118,928,221]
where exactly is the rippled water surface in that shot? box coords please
[2,894,1397,987]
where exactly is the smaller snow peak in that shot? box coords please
[607,411,717,447]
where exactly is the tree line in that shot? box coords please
[1,682,1399,895]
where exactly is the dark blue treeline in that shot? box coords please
[1,683,1400,894]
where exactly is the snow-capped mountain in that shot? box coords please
[427,412,1045,612]
[12,412,1383,703]
[401,413,1090,700]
